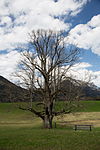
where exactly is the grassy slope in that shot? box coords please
[0,101,100,150]
[54,101,100,112]
[80,101,100,112]
[0,103,34,123]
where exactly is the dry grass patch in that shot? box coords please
[56,112,100,127]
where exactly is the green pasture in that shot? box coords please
[0,101,100,150]
[80,100,100,112]
[0,126,100,150]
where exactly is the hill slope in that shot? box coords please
[0,76,27,102]
[0,76,100,102]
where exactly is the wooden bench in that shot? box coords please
[74,125,92,131]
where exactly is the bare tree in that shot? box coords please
[16,29,80,128]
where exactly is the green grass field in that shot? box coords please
[80,101,100,112]
[0,126,100,150]
[0,101,100,150]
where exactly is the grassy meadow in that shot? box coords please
[0,101,100,150]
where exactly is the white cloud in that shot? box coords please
[0,25,29,50]
[68,15,100,56]
[66,62,92,81]
[66,62,100,87]
[92,71,100,87]
[0,16,12,25]
[0,0,89,51]
[88,14,100,27]
[6,0,89,17]
[0,51,20,81]
[1,0,100,87]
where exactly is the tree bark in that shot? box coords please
[43,115,53,129]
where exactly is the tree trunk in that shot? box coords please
[43,115,53,129]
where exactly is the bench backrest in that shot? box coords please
[75,125,92,131]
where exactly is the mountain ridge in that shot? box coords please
[0,75,100,102]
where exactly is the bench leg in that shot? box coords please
[90,126,92,131]
[75,125,77,131]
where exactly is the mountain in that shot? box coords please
[58,78,100,101]
[82,84,100,100]
[0,76,100,102]
[0,76,28,102]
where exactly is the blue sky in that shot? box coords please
[69,0,100,25]
[0,0,100,86]
[69,0,100,72]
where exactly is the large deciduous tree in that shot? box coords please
[16,29,80,128]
